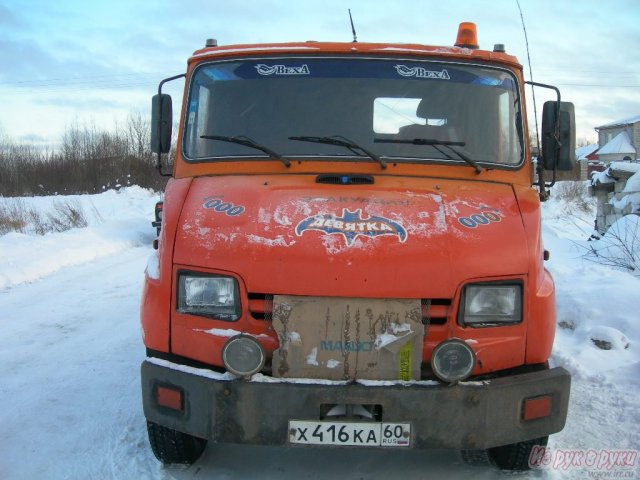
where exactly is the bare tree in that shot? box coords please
[0,116,167,196]
[584,215,640,274]
[125,110,151,161]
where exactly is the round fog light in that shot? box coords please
[222,335,265,377]
[431,339,475,384]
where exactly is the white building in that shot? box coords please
[595,115,640,163]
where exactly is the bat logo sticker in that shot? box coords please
[295,208,407,246]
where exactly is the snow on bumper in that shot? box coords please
[141,358,570,450]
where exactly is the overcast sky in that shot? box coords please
[1,0,639,145]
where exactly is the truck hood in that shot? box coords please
[173,175,529,298]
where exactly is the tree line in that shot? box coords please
[1,117,595,198]
[0,112,169,196]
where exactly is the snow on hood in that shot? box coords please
[173,176,529,298]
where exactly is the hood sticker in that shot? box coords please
[203,196,245,217]
[457,209,502,228]
[295,208,407,246]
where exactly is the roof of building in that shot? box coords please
[596,114,640,130]
[598,131,636,155]
[576,144,599,160]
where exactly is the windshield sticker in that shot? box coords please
[203,196,245,216]
[394,65,450,80]
[255,64,310,76]
[203,60,515,89]
[457,209,502,228]
[295,209,407,246]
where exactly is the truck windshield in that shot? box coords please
[183,57,523,167]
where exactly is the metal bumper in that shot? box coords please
[141,359,570,450]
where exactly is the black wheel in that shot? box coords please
[488,436,548,471]
[146,421,207,465]
[460,448,492,467]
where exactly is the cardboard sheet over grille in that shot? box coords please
[271,296,424,381]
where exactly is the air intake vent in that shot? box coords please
[248,293,273,321]
[422,298,450,325]
[316,174,374,185]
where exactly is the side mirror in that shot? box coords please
[151,94,172,154]
[541,101,575,171]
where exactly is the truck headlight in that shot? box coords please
[178,273,241,321]
[222,335,265,377]
[460,283,522,326]
[431,339,475,383]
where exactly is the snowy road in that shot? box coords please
[0,188,638,479]
[0,246,160,479]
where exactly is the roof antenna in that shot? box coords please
[348,9,358,43]
[516,0,539,155]
[516,0,547,201]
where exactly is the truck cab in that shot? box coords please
[141,23,573,470]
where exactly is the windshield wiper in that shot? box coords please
[289,135,387,169]
[200,135,291,167]
[374,138,483,174]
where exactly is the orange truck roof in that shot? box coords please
[172,40,530,184]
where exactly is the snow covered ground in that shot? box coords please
[0,184,638,479]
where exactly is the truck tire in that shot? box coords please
[460,448,492,467]
[488,436,548,471]
[146,421,207,465]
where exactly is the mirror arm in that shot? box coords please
[525,81,562,197]
[156,74,186,177]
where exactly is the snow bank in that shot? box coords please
[586,214,640,275]
[591,169,616,186]
[591,161,640,187]
[589,325,631,351]
[0,187,159,289]
[622,169,640,193]
[611,170,640,213]
[542,187,640,379]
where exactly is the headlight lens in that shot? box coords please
[178,273,240,321]
[222,335,265,377]
[431,339,475,383]
[461,283,522,326]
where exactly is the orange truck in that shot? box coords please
[141,22,575,470]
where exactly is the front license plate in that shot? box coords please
[288,420,411,447]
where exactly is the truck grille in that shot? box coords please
[422,298,450,325]
[248,293,274,322]
[248,294,450,325]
